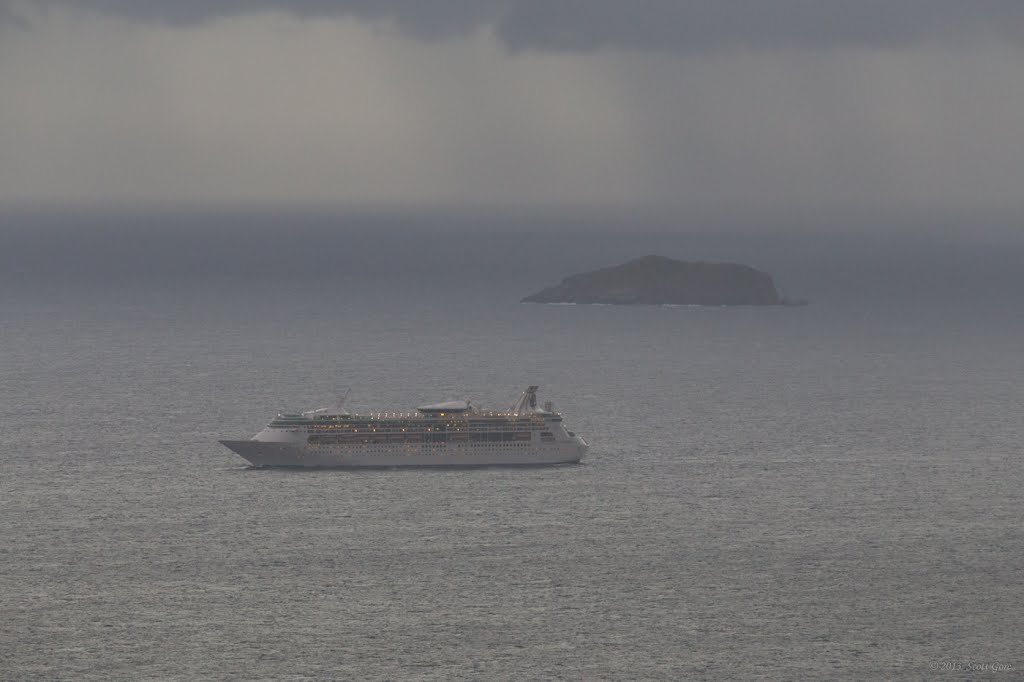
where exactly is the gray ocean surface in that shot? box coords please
[2,212,1023,680]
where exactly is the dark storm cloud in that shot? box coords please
[4,0,1024,212]
[17,0,503,37]
[494,0,1024,52]
[1,2,27,27]
[14,0,1024,52]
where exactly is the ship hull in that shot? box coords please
[219,440,586,468]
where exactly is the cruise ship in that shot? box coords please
[219,386,588,468]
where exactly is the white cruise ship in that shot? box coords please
[219,386,588,468]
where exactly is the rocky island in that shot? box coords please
[522,255,796,306]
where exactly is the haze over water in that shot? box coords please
[3,210,1023,680]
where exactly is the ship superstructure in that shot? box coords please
[219,386,588,467]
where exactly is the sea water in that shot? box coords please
[2,212,1022,680]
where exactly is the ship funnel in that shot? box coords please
[511,385,540,414]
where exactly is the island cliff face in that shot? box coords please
[522,255,784,306]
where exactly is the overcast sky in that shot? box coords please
[2,1,1023,219]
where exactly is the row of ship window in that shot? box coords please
[274,418,550,428]
[309,431,556,445]
[315,444,531,453]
